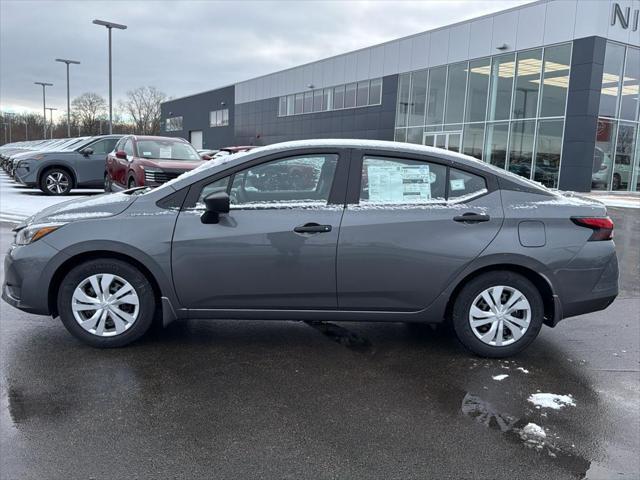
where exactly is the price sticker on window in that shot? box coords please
[450,178,466,191]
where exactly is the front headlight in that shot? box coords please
[14,223,66,245]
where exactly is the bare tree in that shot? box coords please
[121,86,167,135]
[72,92,107,135]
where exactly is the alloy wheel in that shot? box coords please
[468,286,531,347]
[45,172,70,194]
[71,273,140,337]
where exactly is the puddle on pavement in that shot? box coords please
[304,321,372,352]
[460,392,591,477]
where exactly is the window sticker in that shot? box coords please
[159,147,172,158]
[367,164,432,203]
[450,178,466,191]
[142,151,153,156]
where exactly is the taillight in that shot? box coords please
[571,216,614,241]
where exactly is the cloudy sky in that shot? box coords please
[1,0,530,118]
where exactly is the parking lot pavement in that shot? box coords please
[0,171,102,223]
[0,208,638,480]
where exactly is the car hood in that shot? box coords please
[138,158,206,170]
[22,192,138,226]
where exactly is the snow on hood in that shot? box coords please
[25,192,137,225]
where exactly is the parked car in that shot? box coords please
[2,139,73,174]
[3,140,618,356]
[12,135,122,195]
[105,135,208,190]
[212,146,255,158]
[197,149,219,157]
[592,146,632,190]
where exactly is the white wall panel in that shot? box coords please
[369,45,385,78]
[383,40,400,75]
[468,16,493,60]
[429,29,449,66]
[606,0,635,44]
[312,61,324,88]
[515,2,546,50]
[356,49,371,80]
[410,33,429,70]
[491,10,518,52]
[543,0,576,45]
[332,55,346,85]
[574,0,609,39]
[344,52,358,82]
[448,23,470,63]
[398,37,413,73]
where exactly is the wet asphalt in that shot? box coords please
[0,207,638,480]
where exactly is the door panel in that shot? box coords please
[190,130,203,150]
[337,155,503,311]
[172,208,343,309]
[171,152,347,310]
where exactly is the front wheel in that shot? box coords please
[40,168,73,195]
[104,173,112,192]
[57,259,156,347]
[451,271,544,357]
[128,177,137,189]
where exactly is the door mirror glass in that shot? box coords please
[115,150,127,160]
[201,192,230,224]
[201,154,212,160]
[80,147,94,156]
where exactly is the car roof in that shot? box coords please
[130,135,188,142]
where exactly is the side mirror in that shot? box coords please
[115,150,127,160]
[201,154,212,161]
[80,147,94,156]
[201,192,230,224]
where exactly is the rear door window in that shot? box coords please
[448,168,487,200]
[359,156,447,204]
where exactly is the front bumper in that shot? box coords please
[2,239,63,315]
[14,166,38,187]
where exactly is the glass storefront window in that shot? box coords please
[278,97,287,116]
[313,90,323,112]
[396,73,411,127]
[512,49,542,119]
[334,85,345,110]
[322,88,333,111]
[599,43,626,118]
[465,58,490,122]
[394,128,407,142]
[539,44,571,118]
[484,122,509,168]
[408,70,428,126]
[370,78,383,105]
[426,66,447,125]
[508,120,536,178]
[620,47,639,121]
[303,91,313,113]
[632,132,640,191]
[612,122,637,190]
[445,62,468,124]
[344,83,357,108]
[488,53,515,121]
[407,127,423,144]
[356,81,369,107]
[287,95,295,115]
[533,119,564,188]
[294,93,304,114]
[592,118,618,190]
[462,123,485,160]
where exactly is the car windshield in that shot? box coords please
[136,139,201,161]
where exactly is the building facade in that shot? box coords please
[161,0,640,192]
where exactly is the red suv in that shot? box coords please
[105,135,208,191]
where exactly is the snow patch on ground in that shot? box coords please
[519,423,547,450]
[528,393,576,410]
[516,367,529,374]
[492,374,509,381]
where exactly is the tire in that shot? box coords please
[612,173,621,190]
[451,271,544,358]
[57,259,156,348]
[40,168,73,196]
[104,173,112,193]
[128,177,137,189]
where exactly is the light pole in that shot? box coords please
[45,107,57,139]
[92,19,127,135]
[5,113,13,143]
[55,58,80,137]
[34,81,53,139]
[1,123,7,145]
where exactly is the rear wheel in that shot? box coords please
[128,176,137,189]
[452,271,544,357]
[40,168,73,195]
[104,173,112,192]
[57,259,156,347]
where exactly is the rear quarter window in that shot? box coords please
[448,168,487,200]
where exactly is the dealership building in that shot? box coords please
[161,0,640,192]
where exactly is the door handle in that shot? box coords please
[453,213,490,223]
[294,223,332,233]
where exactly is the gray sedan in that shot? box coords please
[13,135,122,195]
[2,140,618,357]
